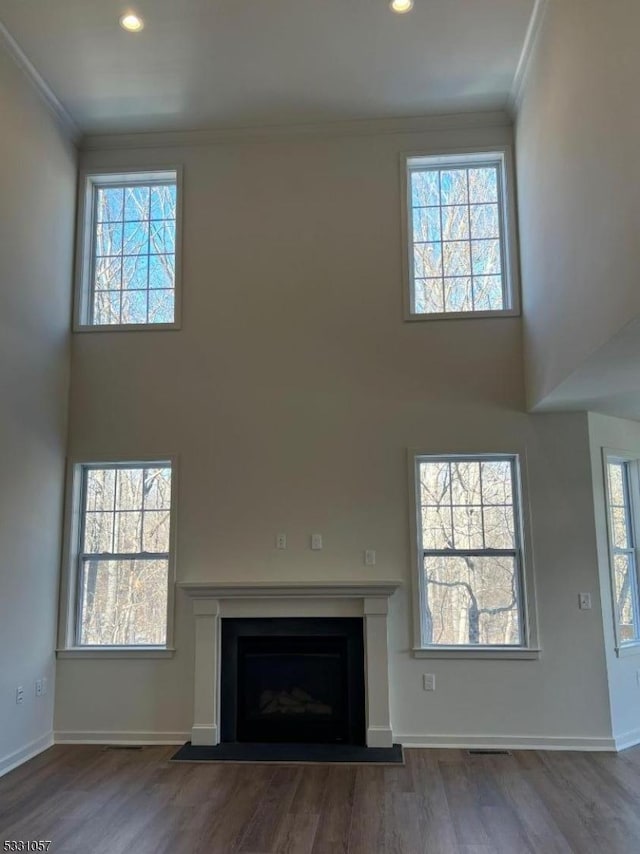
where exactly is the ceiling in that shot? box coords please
[0,0,536,136]
[535,319,640,422]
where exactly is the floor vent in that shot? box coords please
[102,745,144,751]
[467,749,512,756]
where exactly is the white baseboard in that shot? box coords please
[397,733,618,752]
[47,730,629,753]
[54,731,190,745]
[614,728,640,752]
[0,731,54,778]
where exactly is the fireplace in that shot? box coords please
[179,580,400,748]
[221,618,365,745]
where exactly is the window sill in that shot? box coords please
[616,644,640,659]
[412,647,541,660]
[73,323,180,333]
[56,647,176,659]
[404,308,520,323]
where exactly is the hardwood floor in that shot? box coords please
[2,745,640,853]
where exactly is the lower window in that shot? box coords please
[413,453,528,648]
[74,462,174,647]
[605,456,640,647]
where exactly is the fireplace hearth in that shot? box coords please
[221,618,365,745]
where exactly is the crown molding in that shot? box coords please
[0,20,79,145]
[508,0,550,116]
[80,110,512,152]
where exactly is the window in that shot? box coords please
[605,457,640,648]
[71,462,175,647]
[412,454,528,649]
[404,151,517,319]
[75,170,180,329]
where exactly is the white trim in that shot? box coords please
[616,644,640,658]
[73,166,183,331]
[614,728,640,752]
[191,726,218,747]
[366,726,394,749]
[57,455,180,652]
[56,647,176,659]
[54,731,189,745]
[412,647,541,660]
[601,448,640,652]
[179,580,401,599]
[397,733,617,752]
[508,0,550,114]
[407,450,540,653]
[0,731,54,778]
[80,111,512,152]
[400,146,521,322]
[0,22,79,144]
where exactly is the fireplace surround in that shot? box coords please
[179,580,401,748]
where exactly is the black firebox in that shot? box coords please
[220,618,365,745]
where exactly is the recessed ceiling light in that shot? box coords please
[390,0,414,12]
[119,12,144,32]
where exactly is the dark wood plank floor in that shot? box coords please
[2,745,640,853]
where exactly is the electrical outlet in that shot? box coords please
[311,534,323,550]
[35,679,42,697]
[276,533,287,550]
[423,673,436,692]
[16,686,24,705]
[364,549,376,566]
[579,593,592,610]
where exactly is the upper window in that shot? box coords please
[73,462,174,647]
[413,454,527,648]
[404,151,516,319]
[75,170,180,329]
[605,457,640,648]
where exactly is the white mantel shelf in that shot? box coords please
[180,578,401,750]
[178,580,401,599]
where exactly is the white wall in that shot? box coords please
[0,43,76,772]
[54,122,616,747]
[516,0,640,411]
[588,412,640,748]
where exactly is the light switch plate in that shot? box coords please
[423,674,436,692]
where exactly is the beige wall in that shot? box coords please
[516,0,640,410]
[588,412,640,746]
[0,43,76,771]
[54,124,615,746]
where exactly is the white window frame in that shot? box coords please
[74,167,183,332]
[401,147,520,321]
[603,450,640,655]
[57,457,179,658]
[408,450,540,659]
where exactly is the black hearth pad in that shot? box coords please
[170,741,404,765]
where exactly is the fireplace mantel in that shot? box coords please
[179,580,401,599]
[179,579,401,749]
